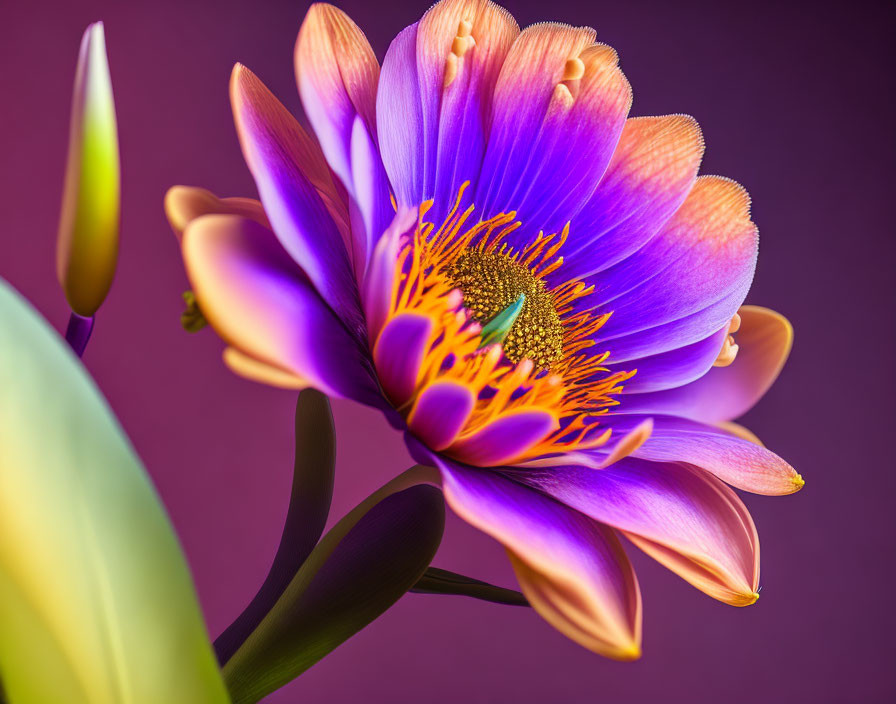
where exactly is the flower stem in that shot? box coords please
[64,311,95,357]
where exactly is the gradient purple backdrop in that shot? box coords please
[2,0,894,701]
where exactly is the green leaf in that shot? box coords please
[411,567,529,606]
[0,279,228,704]
[214,389,335,664]
[222,467,445,704]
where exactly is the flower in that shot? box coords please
[57,22,120,318]
[166,0,802,659]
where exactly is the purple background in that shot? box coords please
[2,0,894,701]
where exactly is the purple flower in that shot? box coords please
[166,0,801,659]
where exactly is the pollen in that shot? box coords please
[448,249,564,369]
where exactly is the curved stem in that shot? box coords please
[64,312,94,357]
[412,566,529,606]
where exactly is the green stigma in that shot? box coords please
[478,294,525,349]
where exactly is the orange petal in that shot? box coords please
[222,347,309,389]
[164,186,270,242]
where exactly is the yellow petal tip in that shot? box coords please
[792,473,805,490]
[614,643,642,661]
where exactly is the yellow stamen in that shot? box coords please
[376,183,636,465]
[562,57,585,82]
[714,313,743,367]
[444,18,475,88]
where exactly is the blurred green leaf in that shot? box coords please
[412,567,529,606]
[214,389,335,664]
[0,279,228,704]
[222,468,445,704]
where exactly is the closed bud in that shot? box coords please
[57,22,120,317]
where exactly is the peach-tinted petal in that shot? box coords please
[618,307,793,422]
[511,458,760,605]
[592,176,758,361]
[164,186,271,242]
[600,414,802,495]
[514,417,655,470]
[230,64,361,326]
[561,114,704,281]
[476,24,632,240]
[295,3,379,180]
[182,214,380,405]
[431,454,641,659]
[594,417,655,468]
[295,4,391,270]
[222,347,309,390]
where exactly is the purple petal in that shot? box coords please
[294,5,392,271]
[362,208,417,343]
[431,453,642,659]
[609,325,728,391]
[475,25,631,241]
[447,409,558,466]
[377,24,424,207]
[407,381,475,451]
[509,457,760,605]
[589,176,758,360]
[617,306,794,423]
[294,5,378,178]
[373,313,433,406]
[597,414,803,495]
[377,2,519,222]
[229,65,362,329]
[347,116,395,279]
[182,214,380,404]
[558,115,704,281]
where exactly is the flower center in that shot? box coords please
[447,249,564,369]
[370,183,636,466]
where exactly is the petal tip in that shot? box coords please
[596,636,641,661]
[614,642,642,661]
[734,590,760,607]
[164,185,215,239]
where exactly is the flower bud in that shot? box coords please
[57,22,120,317]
